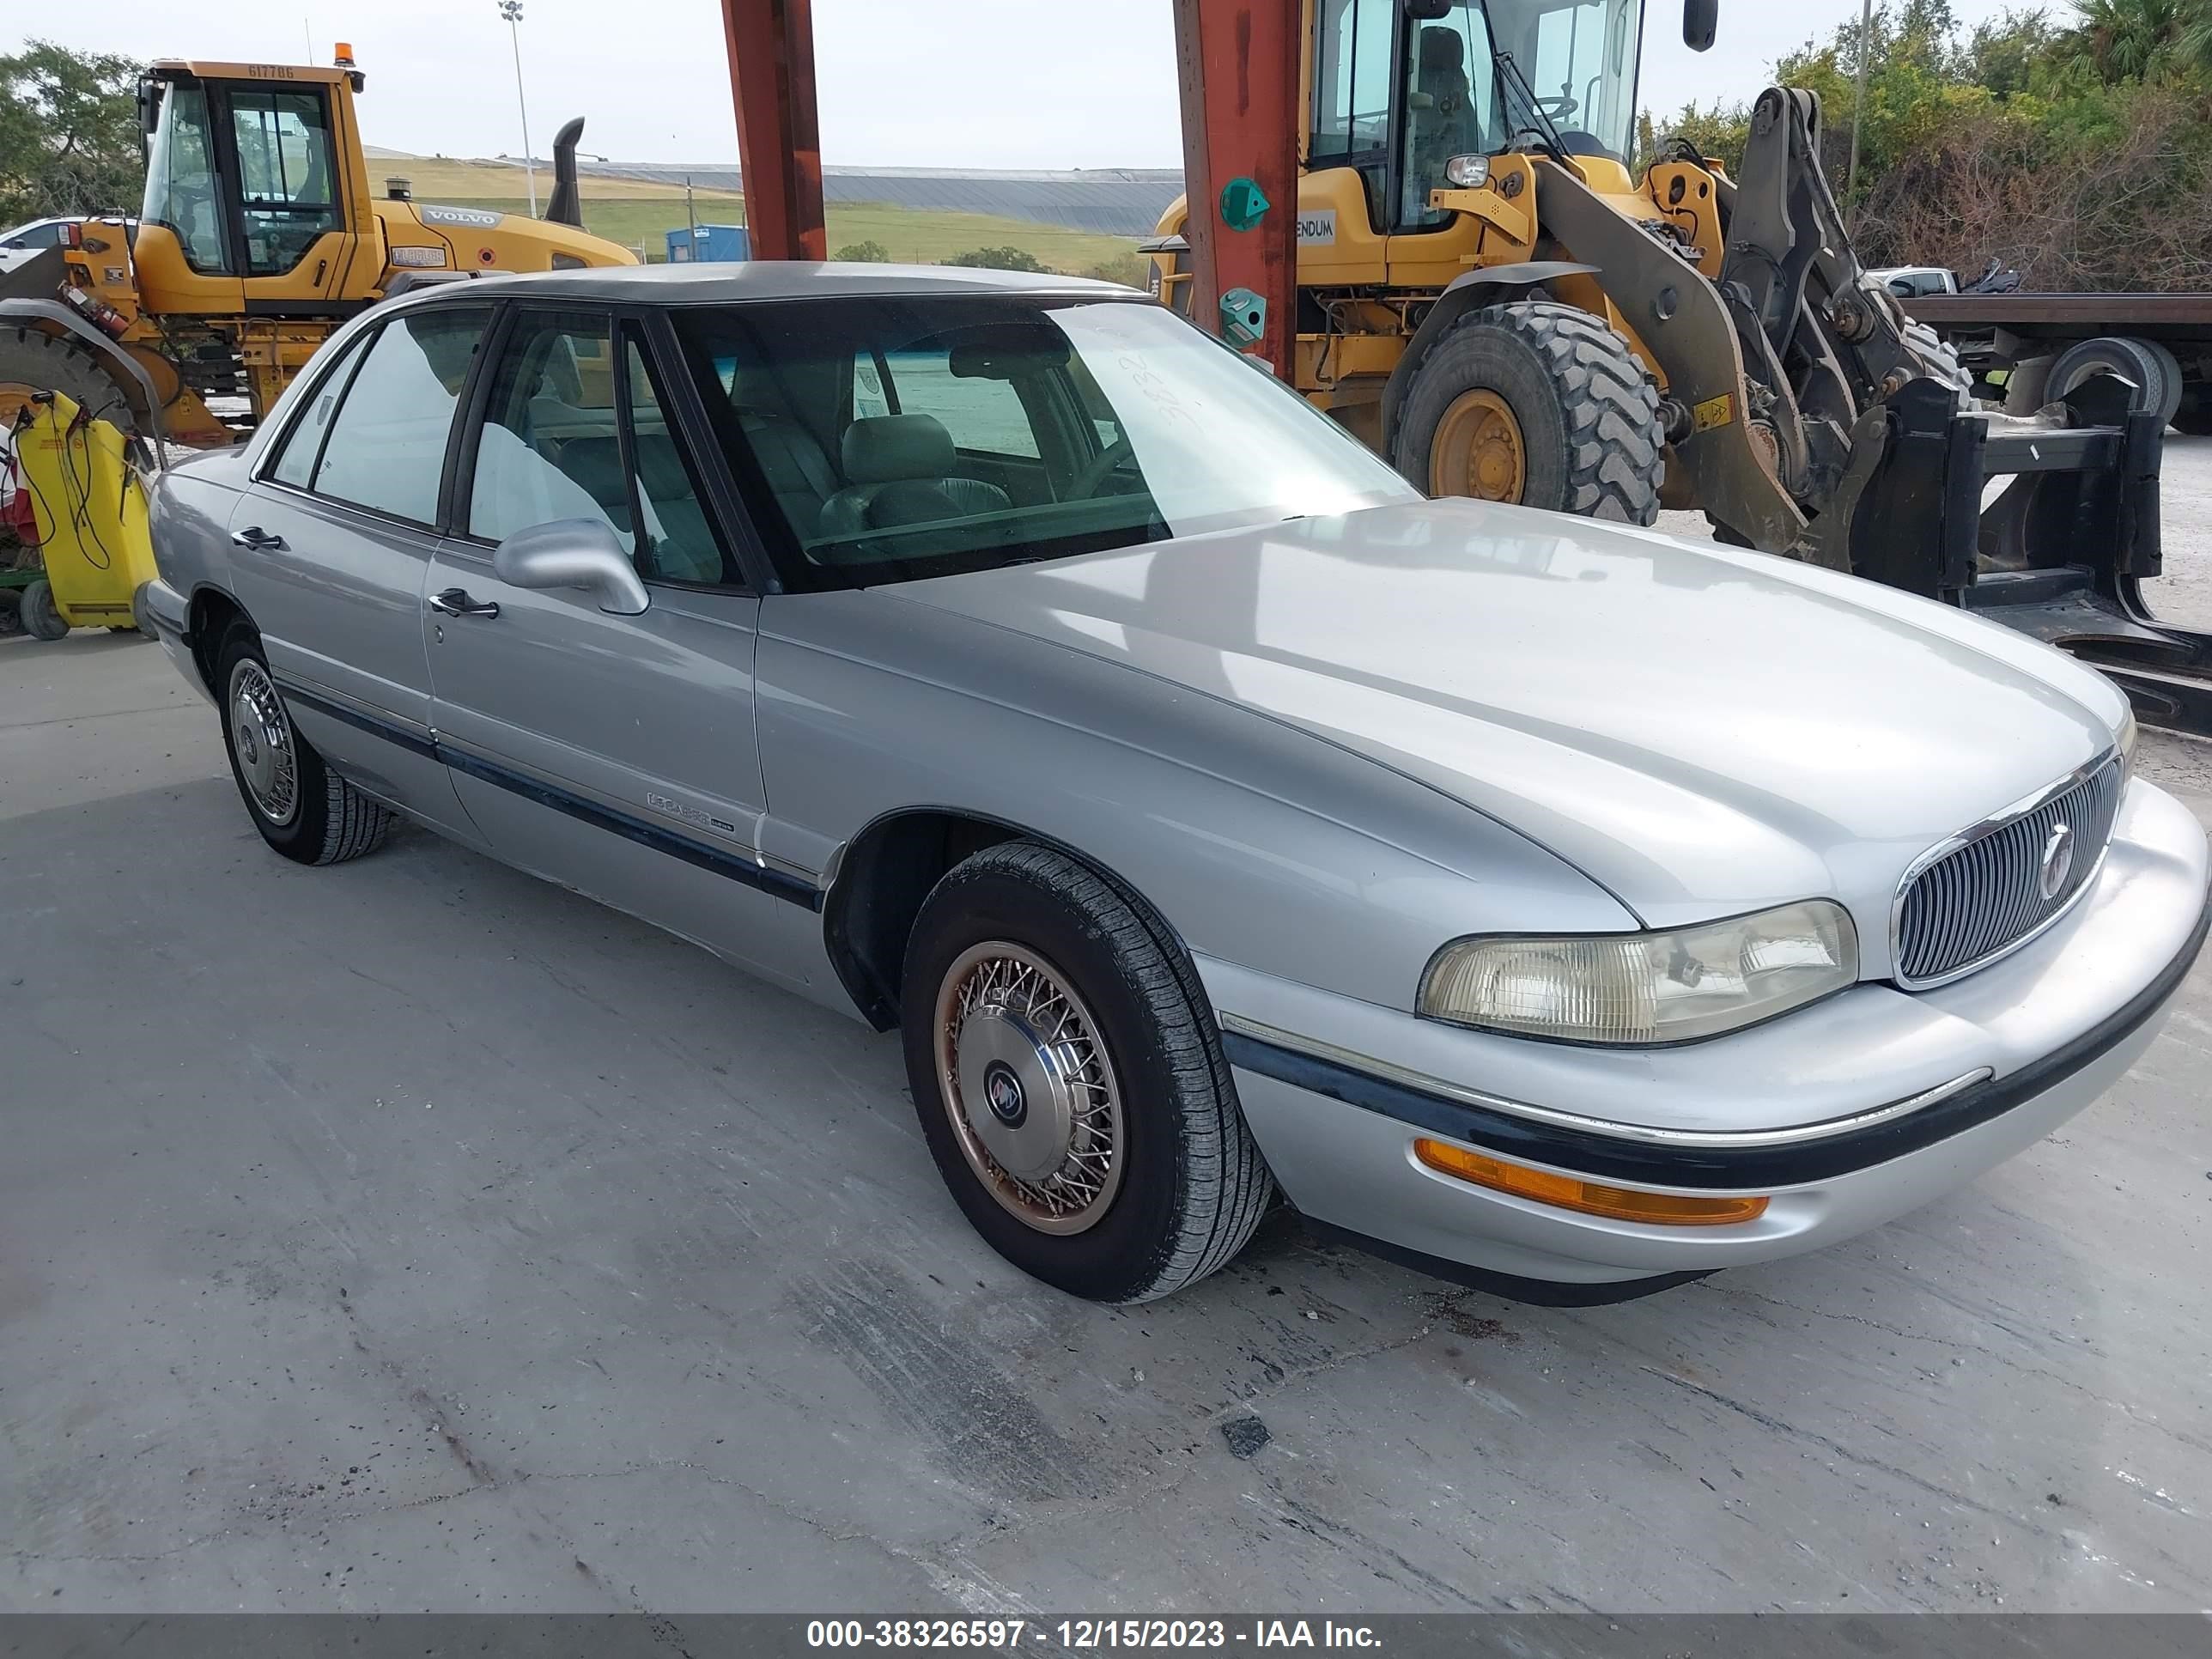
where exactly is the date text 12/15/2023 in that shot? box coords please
[805,1621,1382,1650]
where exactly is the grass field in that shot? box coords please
[379,155,1148,278]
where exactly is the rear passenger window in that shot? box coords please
[269,327,372,489]
[307,307,489,522]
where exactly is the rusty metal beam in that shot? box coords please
[719,0,827,261]
[1171,0,1301,376]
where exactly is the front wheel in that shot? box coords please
[901,842,1272,1303]
[1393,300,1663,524]
[216,624,394,866]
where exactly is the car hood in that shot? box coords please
[890,501,2124,937]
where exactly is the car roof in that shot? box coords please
[401,260,1138,308]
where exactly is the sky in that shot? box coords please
[9,0,2056,170]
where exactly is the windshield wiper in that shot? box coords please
[1492,52,1569,165]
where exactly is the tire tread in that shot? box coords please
[913,842,1272,1303]
[1399,299,1664,525]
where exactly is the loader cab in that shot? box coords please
[1308,0,1650,234]
[135,60,374,319]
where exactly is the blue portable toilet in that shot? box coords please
[665,224,750,264]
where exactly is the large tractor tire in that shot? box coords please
[0,326,140,437]
[1391,300,1663,525]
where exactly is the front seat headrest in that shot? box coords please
[842,414,958,485]
[1419,25,1464,73]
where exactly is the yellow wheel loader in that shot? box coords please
[0,47,636,454]
[1146,0,2175,671]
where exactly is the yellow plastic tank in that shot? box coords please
[9,390,159,638]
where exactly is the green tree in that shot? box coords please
[835,239,891,262]
[0,40,145,226]
[940,246,1049,271]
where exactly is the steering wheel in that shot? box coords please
[1067,434,1136,500]
[1534,94,1579,119]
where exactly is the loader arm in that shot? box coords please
[1531,158,1808,553]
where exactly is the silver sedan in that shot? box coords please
[139,264,2211,1304]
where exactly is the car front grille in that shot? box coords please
[1895,757,2124,987]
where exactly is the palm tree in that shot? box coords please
[2069,0,2212,79]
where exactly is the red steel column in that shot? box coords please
[719,0,828,260]
[1171,0,1300,376]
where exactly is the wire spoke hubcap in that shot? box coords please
[228,659,300,827]
[934,942,1124,1236]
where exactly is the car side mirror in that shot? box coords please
[1683,0,1717,51]
[493,518,649,616]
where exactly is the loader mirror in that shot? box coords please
[1405,0,1455,19]
[1683,0,1717,51]
[137,79,161,136]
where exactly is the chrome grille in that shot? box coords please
[1895,758,2124,986]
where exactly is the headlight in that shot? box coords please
[1418,900,1859,1045]
[2116,705,2138,778]
[1443,154,1492,188]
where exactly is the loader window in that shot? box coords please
[1401,8,1502,228]
[141,83,234,276]
[1310,0,1396,226]
[1486,0,1640,164]
[229,88,343,277]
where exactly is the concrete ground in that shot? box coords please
[4,488,2211,1614]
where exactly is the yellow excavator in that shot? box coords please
[1145,0,2168,623]
[0,46,636,453]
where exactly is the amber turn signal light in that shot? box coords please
[1413,1138,1769,1226]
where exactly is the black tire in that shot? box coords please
[1392,299,1663,524]
[19,577,68,641]
[215,623,393,866]
[901,841,1272,1304]
[129,580,158,641]
[2046,336,2184,427]
[0,590,21,637]
[0,327,139,434]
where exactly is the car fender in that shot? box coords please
[757,591,1636,1018]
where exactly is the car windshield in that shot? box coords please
[669,294,1418,592]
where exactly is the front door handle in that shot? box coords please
[230,526,287,551]
[428,587,501,619]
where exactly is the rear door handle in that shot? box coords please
[428,587,501,619]
[230,526,286,550]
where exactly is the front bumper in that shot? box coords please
[1201,777,2210,1292]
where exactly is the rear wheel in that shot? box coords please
[2045,335,2184,427]
[0,328,138,436]
[901,842,1272,1303]
[18,578,68,641]
[216,624,393,865]
[1393,300,1663,524]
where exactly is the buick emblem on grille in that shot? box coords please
[2039,821,2075,901]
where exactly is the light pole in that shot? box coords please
[498,0,538,216]
[1845,0,1874,217]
